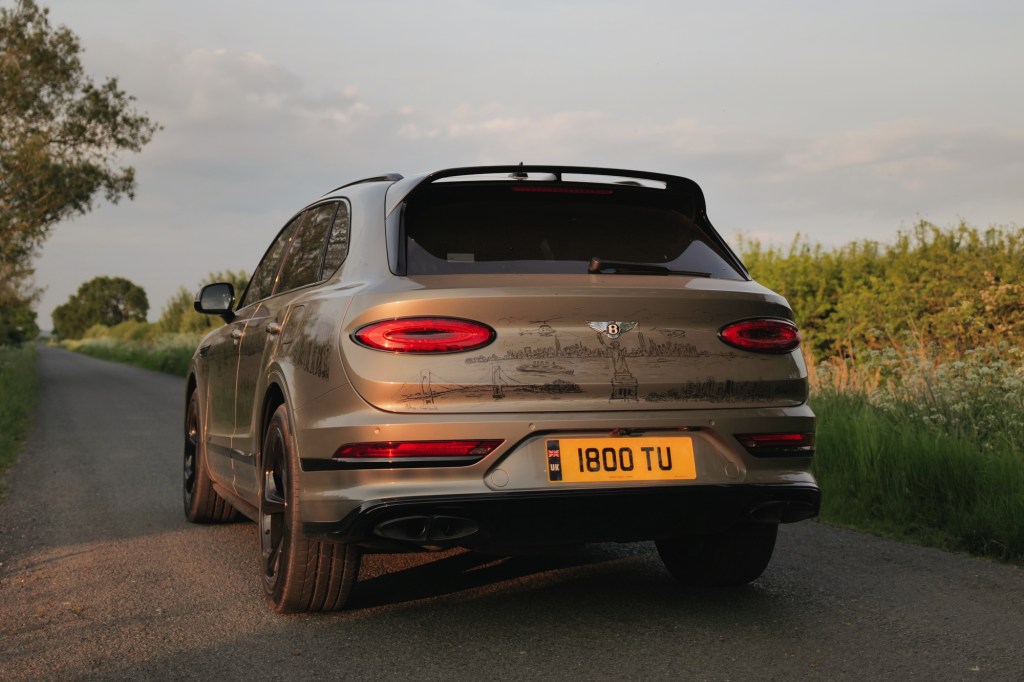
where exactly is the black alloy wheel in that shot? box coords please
[182,391,237,523]
[183,397,200,510]
[258,403,361,612]
[260,418,288,594]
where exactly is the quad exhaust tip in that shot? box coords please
[374,515,480,543]
[748,501,819,524]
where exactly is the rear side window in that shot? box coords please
[240,214,303,308]
[403,184,744,279]
[321,200,351,278]
[277,203,337,294]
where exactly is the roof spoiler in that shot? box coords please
[410,164,707,212]
[320,173,404,198]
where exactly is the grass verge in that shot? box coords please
[61,335,198,377]
[813,391,1024,563]
[0,344,39,497]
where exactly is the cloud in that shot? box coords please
[770,123,1024,225]
[33,43,1024,331]
[110,44,1023,239]
[388,106,1024,235]
[149,47,369,149]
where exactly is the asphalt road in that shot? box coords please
[2,346,1023,681]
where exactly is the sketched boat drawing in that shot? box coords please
[516,361,575,375]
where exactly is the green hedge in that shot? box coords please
[740,222,1024,361]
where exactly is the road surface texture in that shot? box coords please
[2,346,1023,681]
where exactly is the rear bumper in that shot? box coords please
[303,483,820,551]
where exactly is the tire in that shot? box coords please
[656,522,778,587]
[183,391,238,523]
[260,404,361,613]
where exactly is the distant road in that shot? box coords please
[2,346,1024,681]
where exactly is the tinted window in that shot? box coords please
[404,184,744,280]
[277,203,337,294]
[321,201,351,278]
[239,214,303,308]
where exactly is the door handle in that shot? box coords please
[230,328,244,340]
[266,322,282,335]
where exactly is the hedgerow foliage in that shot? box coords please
[158,269,249,334]
[62,270,250,376]
[745,221,1024,562]
[739,221,1024,362]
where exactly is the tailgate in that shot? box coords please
[339,276,807,414]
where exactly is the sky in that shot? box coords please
[28,0,1024,329]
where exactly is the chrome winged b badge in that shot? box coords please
[588,321,638,339]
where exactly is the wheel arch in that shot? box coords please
[185,372,198,408]
[259,381,288,466]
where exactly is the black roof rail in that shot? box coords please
[321,173,404,197]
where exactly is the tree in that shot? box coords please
[159,270,250,334]
[0,289,38,343]
[0,0,158,335]
[0,259,38,344]
[52,276,148,339]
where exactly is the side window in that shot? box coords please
[277,203,338,294]
[321,200,351,279]
[239,214,304,309]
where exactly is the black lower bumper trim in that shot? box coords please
[304,484,820,550]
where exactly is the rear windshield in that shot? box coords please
[403,183,745,279]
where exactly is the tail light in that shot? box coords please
[332,440,503,466]
[735,432,815,457]
[353,317,496,353]
[719,318,801,353]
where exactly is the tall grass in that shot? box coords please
[811,343,1024,562]
[0,344,38,494]
[740,224,1024,564]
[62,332,200,377]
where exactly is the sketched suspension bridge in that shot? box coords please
[407,367,526,405]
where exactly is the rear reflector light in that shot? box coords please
[353,317,496,353]
[719,318,801,353]
[332,440,503,464]
[735,432,815,457]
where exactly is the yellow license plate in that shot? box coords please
[546,437,696,483]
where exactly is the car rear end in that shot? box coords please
[297,166,819,555]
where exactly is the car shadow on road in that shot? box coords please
[350,545,612,609]
[347,541,784,614]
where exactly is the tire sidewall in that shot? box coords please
[183,391,206,519]
[260,405,299,607]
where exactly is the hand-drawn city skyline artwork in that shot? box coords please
[390,319,760,409]
[645,378,778,403]
[390,367,583,409]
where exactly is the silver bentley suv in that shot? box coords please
[184,165,820,613]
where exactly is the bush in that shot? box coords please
[158,269,249,334]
